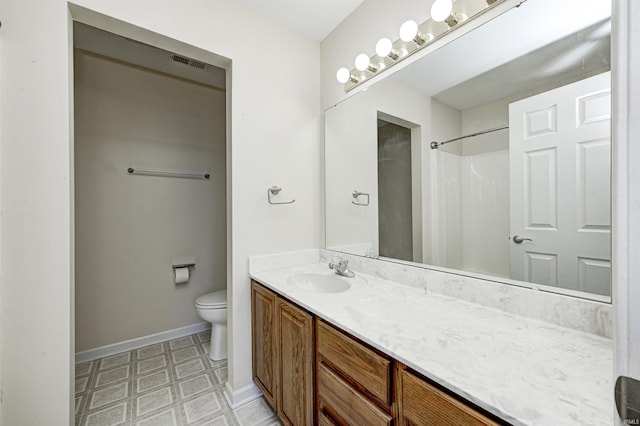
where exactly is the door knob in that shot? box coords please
[512,235,533,244]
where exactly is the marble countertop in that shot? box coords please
[250,262,613,426]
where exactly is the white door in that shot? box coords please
[509,72,611,296]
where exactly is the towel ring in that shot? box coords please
[352,191,370,206]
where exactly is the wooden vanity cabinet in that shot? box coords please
[252,279,507,426]
[395,364,503,426]
[316,319,394,425]
[251,281,314,426]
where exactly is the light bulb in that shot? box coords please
[431,0,453,22]
[354,53,378,73]
[355,53,371,71]
[399,20,419,42]
[376,37,400,61]
[336,67,351,84]
[376,38,393,57]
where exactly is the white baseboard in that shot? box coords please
[223,381,263,409]
[75,322,210,364]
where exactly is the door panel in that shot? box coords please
[578,257,611,295]
[251,281,278,410]
[524,104,557,137]
[525,148,557,229]
[277,298,314,426]
[577,139,611,230]
[525,252,557,287]
[509,72,611,295]
[577,90,611,126]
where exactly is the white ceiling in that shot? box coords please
[434,20,610,110]
[236,0,365,41]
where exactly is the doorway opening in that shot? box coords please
[73,21,231,422]
[377,119,414,262]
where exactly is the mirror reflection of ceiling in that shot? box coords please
[391,0,611,109]
[435,19,610,110]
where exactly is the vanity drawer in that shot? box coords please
[318,410,337,426]
[316,319,392,407]
[318,363,393,426]
[400,368,501,426]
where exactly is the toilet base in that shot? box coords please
[208,323,227,361]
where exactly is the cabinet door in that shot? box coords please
[251,281,278,410]
[277,297,314,426]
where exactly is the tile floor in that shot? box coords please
[75,330,281,426]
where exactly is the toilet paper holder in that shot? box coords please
[172,263,195,269]
[173,263,193,285]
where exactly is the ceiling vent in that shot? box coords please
[170,54,207,70]
[171,54,190,65]
[189,59,206,70]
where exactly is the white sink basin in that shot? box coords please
[287,273,353,293]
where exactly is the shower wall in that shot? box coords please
[460,99,510,277]
[433,98,510,277]
[74,49,226,352]
[431,99,463,268]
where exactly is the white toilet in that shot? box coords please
[195,290,227,361]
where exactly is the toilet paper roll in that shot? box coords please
[175,267,189,284]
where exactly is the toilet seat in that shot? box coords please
[195,290,226,309]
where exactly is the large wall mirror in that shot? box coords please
[325,0,612,302]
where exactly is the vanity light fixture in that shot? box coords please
[376,37,400,60]
[355,53,378,73]
[399,20,431,45]
[336,67,359,84]
[336,0,505,92]
[431,0,462,27]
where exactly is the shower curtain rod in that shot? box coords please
[430,125,509,150]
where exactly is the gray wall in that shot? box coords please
[377,121,413,261]
[74,49,226,352]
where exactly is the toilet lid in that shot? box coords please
[195,290,227,308]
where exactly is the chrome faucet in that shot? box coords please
[328,256,355,278]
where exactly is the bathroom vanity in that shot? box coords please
[251,279,501,425]
[249,255,612,426]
